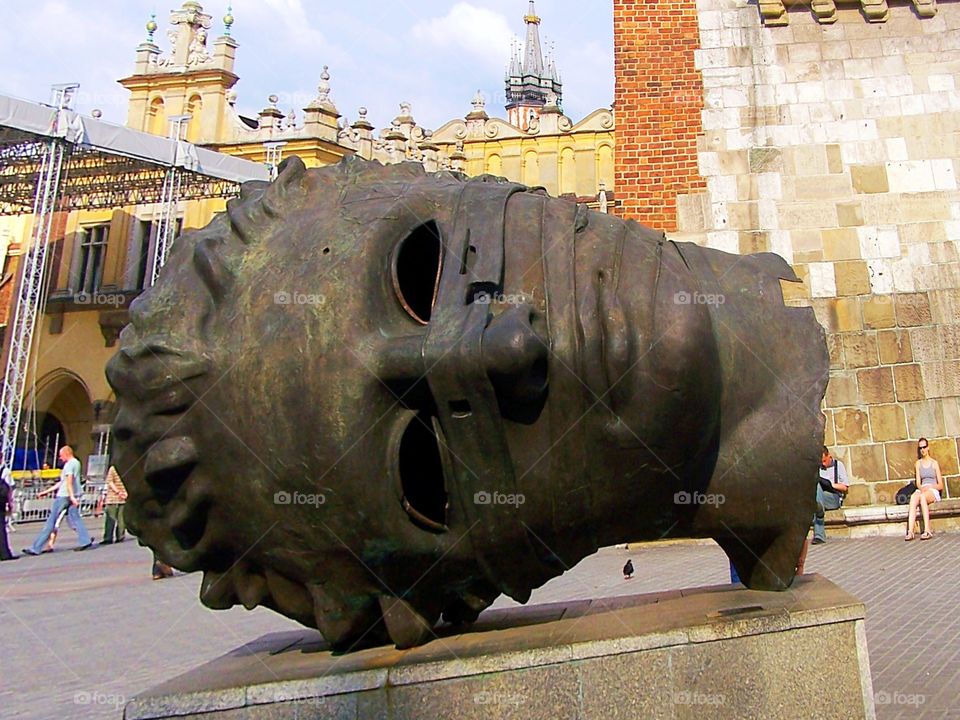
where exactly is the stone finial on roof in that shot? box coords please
[352,107,374,131]
[146,14,158,43]
[466,90,489,122]
[258,94,285,131]
[317,65,332,104]
[302,66,340,141]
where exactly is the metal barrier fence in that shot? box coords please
[8,481,104,525]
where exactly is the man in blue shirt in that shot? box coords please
[813,446,849,545]
[22,446,92,555]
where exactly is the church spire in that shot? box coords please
[504,1,563,131]
[521,1,544,77]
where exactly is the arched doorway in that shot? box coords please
[25,371,95,467]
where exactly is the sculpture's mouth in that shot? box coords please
[106,340,214,571]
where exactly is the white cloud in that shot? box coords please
[411,3,513,70]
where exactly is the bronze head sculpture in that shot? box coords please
[106,156,828,651]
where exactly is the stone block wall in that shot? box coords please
[614,0,960,505]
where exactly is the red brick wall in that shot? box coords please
[614,0,704,230]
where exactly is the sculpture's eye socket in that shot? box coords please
[393,221,442,325]
[398,412,449,532]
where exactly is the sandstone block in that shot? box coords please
[878,329,913,364]
[748,147,783,173]
[870,404,907,441]
[835,261,871,296]
[718,150,749,175]
[794,174,854,200]
[923,360,960,398]
[851,165,889,194]
[946,476,960,498]
[791,145,829,175]
[778,202,839,229]
[835,297,863,333]
[822,228,863,261]
[845,482,871,506]
[837,202,864,227]
[813,298,863,334]
[895,293,932,326]
[843,333,879,368]
[793,229,824,263]
[871,480,903,505]
[858,366,896,403]
[894,363,926,401]
[738,231,768,254]
[862,296,895,329]
[885,440,919,480]
[835,407,871,444]
[903,400,945,438]
[927,289,960,325]
[826,144,844,174]
[824,409,836,446]
[782,267,811,305]
[942,398,960,436]
[849,443,887,483]
[930,438,959,476]
[826,370,859,407]
[827,332,844,369]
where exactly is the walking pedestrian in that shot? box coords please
[22,446,93,555]
[0,474,16,560]
[101,465,127,544]
[2,466,15,535]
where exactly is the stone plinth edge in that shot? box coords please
[125,574,875,720]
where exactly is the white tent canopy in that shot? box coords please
[0,92,270,214]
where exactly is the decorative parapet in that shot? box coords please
[758,0,937,25]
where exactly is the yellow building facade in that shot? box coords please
[2,1,614,467]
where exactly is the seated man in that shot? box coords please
[813,446,848,545]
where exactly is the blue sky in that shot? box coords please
[0,1,613,133]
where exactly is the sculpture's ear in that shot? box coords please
[226,155,307,245]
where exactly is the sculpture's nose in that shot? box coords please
[375,303,549,425]
[481,304,549,423]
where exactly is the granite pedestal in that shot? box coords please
[125,574,875,720]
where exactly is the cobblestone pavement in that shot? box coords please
[1,518,958,719]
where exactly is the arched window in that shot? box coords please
[186,95,203,142]
[148,96,167,136]
[522,150,539,186]
[486,154,502,176]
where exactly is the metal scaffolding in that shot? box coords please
[0,87,73,471]
[0,88,270,469]
[151,114,191,288]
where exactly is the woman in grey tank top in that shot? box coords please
[905,438,944,541]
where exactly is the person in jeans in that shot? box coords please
[101,465,128,544]
[813,446,848,545]
[22,446,92,555]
